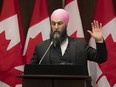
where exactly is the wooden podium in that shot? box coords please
[17,64,91,87]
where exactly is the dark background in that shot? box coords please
[0,0,116,42]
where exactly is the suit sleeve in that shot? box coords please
[87,41,108,63]
[30,45,40,64]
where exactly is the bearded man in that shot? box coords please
[30,9,107,87]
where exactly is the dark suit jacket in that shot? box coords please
[30,37,107,75]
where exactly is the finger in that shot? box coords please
[91,23,94,29]
[96,21,99,29]
[93,20,97,28]
[100,23,102,29]
[87,30,93,36]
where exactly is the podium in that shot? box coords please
[17,64,91,87]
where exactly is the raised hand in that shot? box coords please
[87,20,103,41]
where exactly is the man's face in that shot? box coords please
[51,18,66,36]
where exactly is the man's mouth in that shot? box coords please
[54,31,60,34]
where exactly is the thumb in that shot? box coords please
[87,30,93,36]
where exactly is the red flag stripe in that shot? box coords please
[94,0,115,26]
[65,0,72,6]
[0,0,16,21]
[30,0,49,27]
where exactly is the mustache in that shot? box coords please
[53,30,61,34]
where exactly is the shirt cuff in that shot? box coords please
[96,39,104,43]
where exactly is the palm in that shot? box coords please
[88,20,103,41]
[92,28,102,40]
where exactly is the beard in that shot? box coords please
[50,27,68,47]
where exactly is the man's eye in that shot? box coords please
[51,22,56,25]
[58,22,63,25]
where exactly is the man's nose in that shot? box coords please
[55,23,58,29]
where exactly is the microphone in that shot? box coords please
[39,41,53,64]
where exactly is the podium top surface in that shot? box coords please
[24,64,85,75]
[17,74,91,80]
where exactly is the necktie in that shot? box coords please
[55,44,62,57]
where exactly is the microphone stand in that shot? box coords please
[39,41,53,64]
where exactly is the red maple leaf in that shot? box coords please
[0,67,22,87]
[0,31,10,58]
[98,34,116,87]
[0,31,24,72]
[25,32,42,63]
[0,31,24,87]
[70,31,77,38]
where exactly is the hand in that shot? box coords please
[87,20,103,41]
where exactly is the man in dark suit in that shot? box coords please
[30,9,107,87]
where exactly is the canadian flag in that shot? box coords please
[64,0,84,38]
[89,0,116,87]
[23,0,50,64]
[0,0,24,87]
